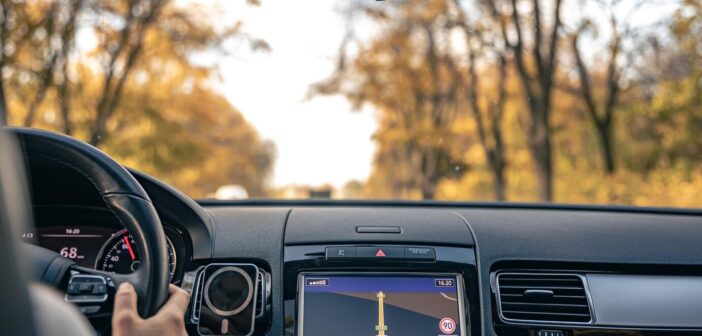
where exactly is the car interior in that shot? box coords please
[1,1,701,334]
[2,126,702,336]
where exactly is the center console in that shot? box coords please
[284,244,480,336]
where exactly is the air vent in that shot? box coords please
[496,273,592,324]
[190,270,205,323]
[255,270,264,317]
[255,270,271,319]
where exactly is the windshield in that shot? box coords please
[0,0,700,206]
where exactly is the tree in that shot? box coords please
[567,0,648,174]
[0,1,9,125]
[0,0,275,197]
[571,22,620,174]
[21,0,83,131]
[0,1,45,126]
[312,0,467,199]
[451,0,509,200]
[483,0,564,201]
[606,0,702,176]
[88,0,166,146]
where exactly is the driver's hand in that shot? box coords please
[112,283,190,336]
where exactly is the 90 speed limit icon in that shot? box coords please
[439,317,456,334]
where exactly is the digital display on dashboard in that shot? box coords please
[298,274,466,336]
[21,225,115,268]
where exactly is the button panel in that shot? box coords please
[325,246,357,260]
[325,246,435,261]
[405,247,436,260]
[65,274,109,303]
[357,246,404,259]
[538,331,564,336]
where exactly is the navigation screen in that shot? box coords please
[299,274,465,336]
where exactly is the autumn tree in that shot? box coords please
[1,0,275,197]
[566,0,652,174]
[450,0,509,200]
[0,2,7,125]
[313,0,467,199]
[622,0,702,173]
[0,1,53,126]
[482,0,564,201]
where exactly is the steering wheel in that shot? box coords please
[9,128,170,318]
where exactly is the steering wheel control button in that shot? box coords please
[538,331,564,336]
[197,264,259,336]
[325,246,356,260]
[79,306,101,315]
[78,284,94,293]
[405,247,436,261]
[357,246,404,259]
[95,284,107,294]
[65,274,108,303]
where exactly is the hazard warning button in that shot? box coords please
[357,246,404,259]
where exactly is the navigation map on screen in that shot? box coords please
[300,274,464,336]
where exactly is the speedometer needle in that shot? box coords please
[123,236,136,260]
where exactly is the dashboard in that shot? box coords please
[19,144,702,336]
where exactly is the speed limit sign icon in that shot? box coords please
[439,317,456,334]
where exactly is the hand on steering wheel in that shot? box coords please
[112,283,190,336]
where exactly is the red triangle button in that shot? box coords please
[375,249,386,257]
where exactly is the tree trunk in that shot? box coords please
[491,95,507,201]
[488,56,508,201]
[0,74,7,126]
[597,122,615,174]
[23,83,51,127]
[492,163,507,201]
[58,72,72,135]
[0,3,8,126]
[487,0,561,202]
[571,15,621,175]
[451,0,509,201]
[420,148,438,200]
[421,187,435,200]
[530,115,553,201]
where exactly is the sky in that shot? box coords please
[208,1,377,188]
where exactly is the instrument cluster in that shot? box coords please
[22,207,184,283]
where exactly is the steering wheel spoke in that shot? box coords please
[64,264,140,317]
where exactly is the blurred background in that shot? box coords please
[0,0,700,206]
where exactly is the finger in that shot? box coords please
[114,282,138,313]
[168,283,182,295]
[161,284,191,316]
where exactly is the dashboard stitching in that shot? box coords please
[452,210,488,336]
[34,153,107,198]
[274,208,293,335]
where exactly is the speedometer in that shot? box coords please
[96,229,177,281]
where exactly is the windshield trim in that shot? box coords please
[195,199,702,216]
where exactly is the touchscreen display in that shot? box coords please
[299,274,465,336]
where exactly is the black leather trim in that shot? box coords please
[130,169,214,260]
[11,127,149,198]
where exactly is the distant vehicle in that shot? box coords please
[213,184,249,200]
